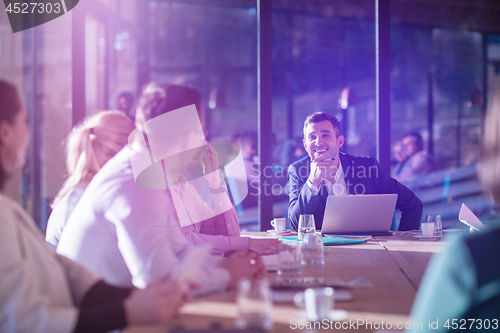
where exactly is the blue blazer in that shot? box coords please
[287,153,423,231]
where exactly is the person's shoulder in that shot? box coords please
[0,194,22,218]
[0,195,16,222]
[463,228,500,251]
[0,195,35,235]
[411,150,434,162]
[461,228,500,286]
[340,153,378,166]
[88,147,135,193]
[289,155,310,170]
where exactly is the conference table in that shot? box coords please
[127,231,447,333]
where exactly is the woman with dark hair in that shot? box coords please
[0,80,185,333]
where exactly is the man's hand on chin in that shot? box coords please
[308,156,337,186]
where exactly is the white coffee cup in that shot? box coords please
[271,218,286,232]
[294,287,335,321]
[421,223,435,237]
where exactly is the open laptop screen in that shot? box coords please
[321,194,398,236]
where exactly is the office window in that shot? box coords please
[390,0,500,227]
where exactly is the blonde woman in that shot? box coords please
[407,79,500,332]
[46,111,135,247]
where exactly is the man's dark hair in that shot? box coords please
[135,83,202,131]
[404,132,423,150]
[303,112,342,138]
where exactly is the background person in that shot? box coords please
[406,80,500,332]
[117,91,135,121]
[46,111,135,248]
[0,80,185,333]
[391,140,407,177]
[394,132,437,182]
[288,112,423,231]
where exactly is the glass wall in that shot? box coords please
[271,1,376,223]
[148,0,260,227]
[0,0,140,229]
[147,0,378,228]
[272,0,376,157]
[86,0,138,117]
[390,0,500,228]
[0,6,73,228]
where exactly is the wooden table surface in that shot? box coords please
[126,231,446,333]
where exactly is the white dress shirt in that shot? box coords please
[306,160,347,196]
[57,145,230,294]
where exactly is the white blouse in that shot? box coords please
[0,194,100,333]
[46,185,87,248]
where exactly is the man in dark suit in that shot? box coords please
[288,112,423,232]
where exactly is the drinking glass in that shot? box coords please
[235,279,273,329]
[298,214,316,240]
[277,240,302,276]
[301,232,325,265]
[294,287,335,322]
[425,215,442,237]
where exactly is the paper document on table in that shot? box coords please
[271,276,373,289]
[458,203,485,231]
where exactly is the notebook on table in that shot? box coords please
[321,194,398,236]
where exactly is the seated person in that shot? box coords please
[288,112,423,231]
[391,140,407,177]
[116,91,135,121]
[138,84,278,255]
[394,132,437,182]
[0,80,184,333]
[406,81,500,333]
[46,111,135,247]
[57,83,265,295]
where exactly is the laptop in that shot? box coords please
[321,194,398,236]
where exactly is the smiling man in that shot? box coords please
[287,112,423,231]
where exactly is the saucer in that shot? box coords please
[414,235,441,240]
[267,229,293,235]
[295,309,348,322]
